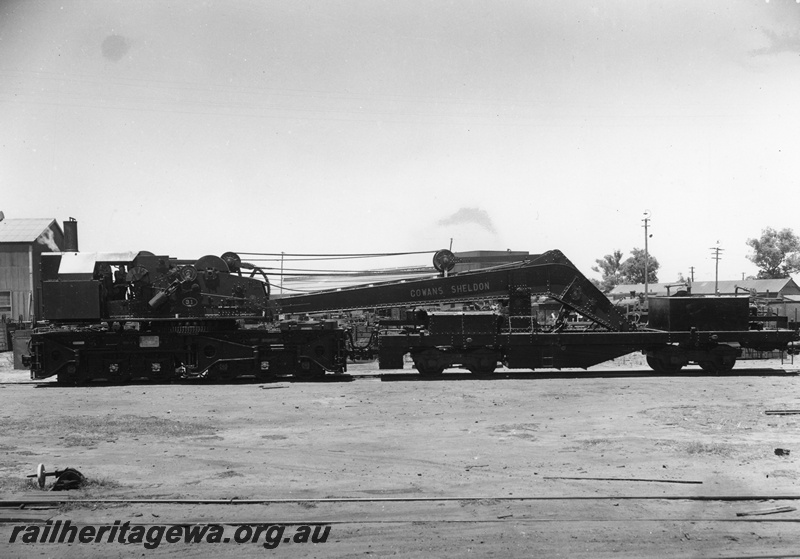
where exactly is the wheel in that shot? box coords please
[698,358,735,375]
[467,364,497,374]
[698,361,718,373]
[195,255,229,273]
[220,252,241,273]
[698,346,737,374]
[416,362,445,376]
[646,355,683,374]
[294,358,325,381]
[413,349,445,377]
[466,349,498,374]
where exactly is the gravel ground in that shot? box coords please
[1,350,799,558]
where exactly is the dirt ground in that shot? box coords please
[1,350,800,558]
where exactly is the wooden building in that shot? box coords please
[0,218,67,323]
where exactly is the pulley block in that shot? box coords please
[433,249,456,273]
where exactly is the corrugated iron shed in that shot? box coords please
[0,218,62,243]
[610,278,800,298]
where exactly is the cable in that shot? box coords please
[259,267,434,275]
[240,250,436,260]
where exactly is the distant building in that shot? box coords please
[0,218,73,322]
[610,278,800,299]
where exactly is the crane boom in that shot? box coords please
[275,249,631,332]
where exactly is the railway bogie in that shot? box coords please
[29,320,347,384]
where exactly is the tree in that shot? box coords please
[592,248,659,291]
[619,247,659,285]
[746,227,800,279]
[592,249,624,292]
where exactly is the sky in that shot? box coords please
[1,0,799,285]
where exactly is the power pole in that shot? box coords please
[642,212,651,298]
[710,243,723,296]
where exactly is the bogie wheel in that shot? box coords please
[294,358,325,381]
[718,360,735,373]
[646,355,683,374]
[698,345,738,375]
[698,361,718,373]
[698,357,736,375]
[413,350,446,377]
[466,350,498,375]
[467,364,497,375]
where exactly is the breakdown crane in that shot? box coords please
[24,248,798,383]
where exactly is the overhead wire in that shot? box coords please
[240,250,436,260]
[234,249,441,293]
[242,250,437,282]
[261,272,431,277]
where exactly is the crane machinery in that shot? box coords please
[25,250,346,384]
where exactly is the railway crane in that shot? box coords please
[24,248,798,383]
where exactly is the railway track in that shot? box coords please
[1,365,795,387]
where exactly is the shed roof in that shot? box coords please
[689,279,797,295]
[610,278,799,297]
[0,218,61,243]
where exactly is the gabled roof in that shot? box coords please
[689,279,797,295]
[0,218,62,243]
[610,277,800,297]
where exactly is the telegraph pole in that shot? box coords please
[642,211,651,297]
[710,243,723,296]
[280,251,284,295]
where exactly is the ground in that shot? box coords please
[1,350,799,558]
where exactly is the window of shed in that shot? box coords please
[0,291,11,314]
